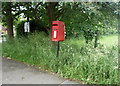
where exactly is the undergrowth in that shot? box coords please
[2,32,118,84]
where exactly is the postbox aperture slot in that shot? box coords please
[53,24,58,26]
[53,29,57,30]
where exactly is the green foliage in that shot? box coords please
[2,2,118,42]
[16,19,48,37]
[60,2,118,39]
[30,19,48,33]
[2,2,21,26]
[16,20,26,37]
[3,33,118,84]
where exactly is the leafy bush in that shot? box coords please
[16,20,48,37]
[2,33,118,84]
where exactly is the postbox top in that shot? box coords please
[52,21,64,25]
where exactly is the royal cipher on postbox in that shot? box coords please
[52,21,65,41]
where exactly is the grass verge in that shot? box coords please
[2,32,118,84]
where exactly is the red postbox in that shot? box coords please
[52,21,65,41]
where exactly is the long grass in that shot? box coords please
[99,34,118,47]
[2,32,118,84]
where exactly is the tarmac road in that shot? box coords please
[2,57,80,84]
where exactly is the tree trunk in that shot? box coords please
[6,17,13,39]
[46,2,58,46]
[86,39,88,44]
[46,2,58,37]
[6,3,14,40]
[94,30,99,48]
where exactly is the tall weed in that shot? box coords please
[2,33,118,84]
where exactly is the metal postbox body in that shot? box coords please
[52,21,65,41]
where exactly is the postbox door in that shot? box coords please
[52,21,65,41]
